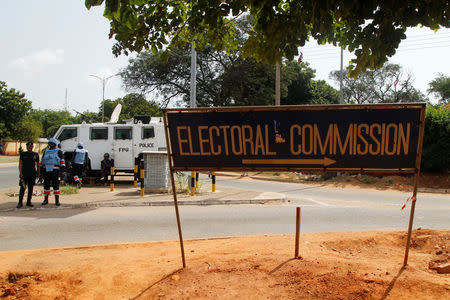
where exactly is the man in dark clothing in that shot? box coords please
[41,138,65,206]
[100,153,113,186]
[17,142,40,208]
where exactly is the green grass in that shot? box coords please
[360,175,375,184]
[60,185,80,195]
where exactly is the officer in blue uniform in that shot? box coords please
[41,138,65,206]
[72,142,89,188]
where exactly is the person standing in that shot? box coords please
[41,138,65,206]
[72,142,89,188]
[17,141,40,208]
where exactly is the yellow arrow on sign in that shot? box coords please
[242,157,336,167]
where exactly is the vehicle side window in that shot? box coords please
[114,128,132,140]
[57,128,77,141]
[142,127,155,139]
[90,128,108,140]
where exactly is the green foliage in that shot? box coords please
[0,81,32,140]
[282,61,339,105]
[122,46,339,107]
[329,64,427,104]
[28,109,100,138]
[428,74,450,105]
[310,80,339,105]
[100,94,161,121]
[29,109,74,138]
[360,175,374,184]
[85,0,448,77]
[15,116,43,143]
[320,172,338,181]
[422,105,450,173]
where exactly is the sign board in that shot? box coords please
[164,104,425,173]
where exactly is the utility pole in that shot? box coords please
[89,73,119,122]
[64,88,68,111]
[190,44,197,108]
[275,60,281,106]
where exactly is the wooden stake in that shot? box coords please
[163,111,186,268]
[403,105,426,267]
[295,207,301,259]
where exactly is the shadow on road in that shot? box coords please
[0,206,96,219]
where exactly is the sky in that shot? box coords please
[1,1,449,115]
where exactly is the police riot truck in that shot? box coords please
[52,105,166,175]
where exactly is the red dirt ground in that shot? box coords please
[1,229,449,299]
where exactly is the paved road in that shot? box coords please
[1,175,448,251]
[213,175,449,210]
[0,164,18,189]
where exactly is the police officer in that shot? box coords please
[72,142,89,188]
[17,141,40,208]
[41,138,65,206]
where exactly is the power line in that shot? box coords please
[396,44,450,52]
[300,32,450,53]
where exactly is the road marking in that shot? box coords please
[305,197,333,207]
[242,157,336,167]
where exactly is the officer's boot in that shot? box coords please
[42,195,49,205]
[16,199,23,209]
[55,195,60,206]
[26,200,34,207]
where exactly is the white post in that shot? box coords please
[275,60,281,106]
[190,44,197,108]
[339,48,344,104]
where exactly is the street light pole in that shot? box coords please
[89,73,119,122]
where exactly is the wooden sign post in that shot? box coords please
[163,103,426,268]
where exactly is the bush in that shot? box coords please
[320,172,337,181]
[422,105,450,172]
[360,175,374,184]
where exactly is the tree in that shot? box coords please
[15,116,43,143]
[0,81,32,140]
[119,93,162,119]
[29,109,74,138]
[100,99,122,121]
[329,64,427,104]
[86,0,448,76]
[428,74,450,105]
[422,105,450,172]
[310,80,339,105]
[99,94,161,121]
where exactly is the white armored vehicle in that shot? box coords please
[53,106,166,173]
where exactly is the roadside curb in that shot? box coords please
[83,197,288,207]
[417,188,449,194]
[0,195,288,212]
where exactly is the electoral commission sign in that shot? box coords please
[164,104,425,172]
